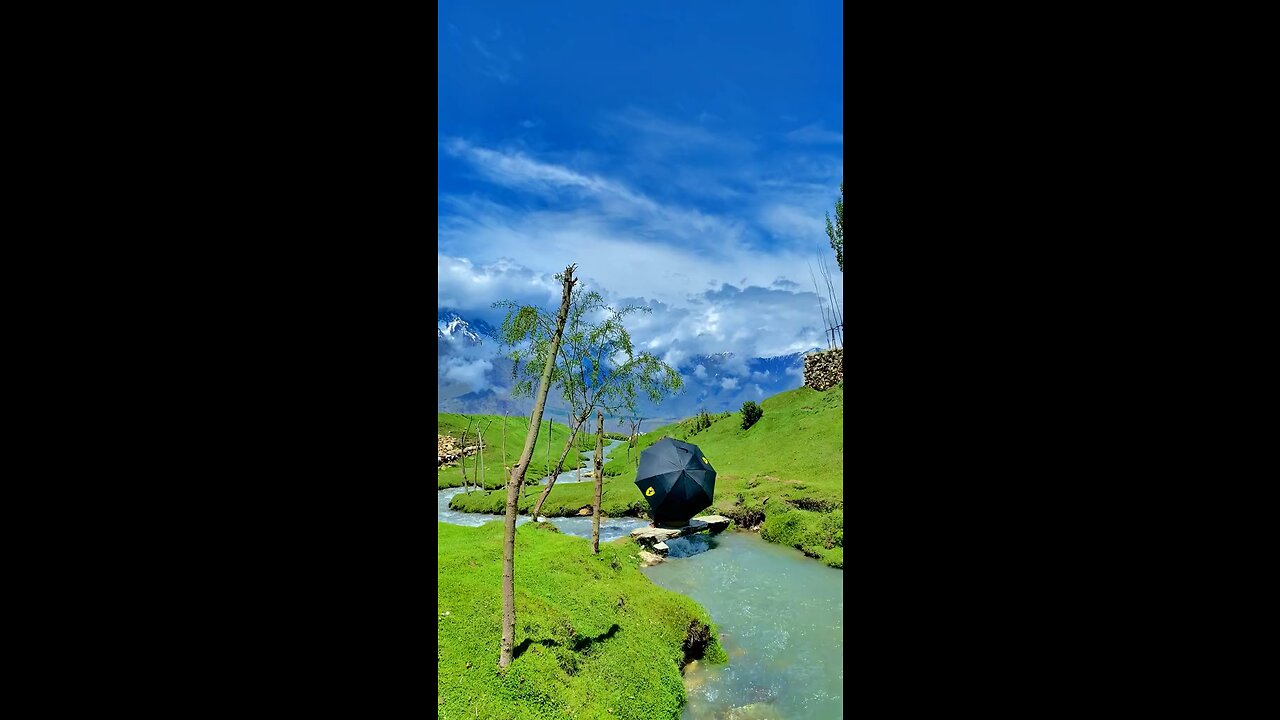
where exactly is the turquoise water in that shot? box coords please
[646,533,845,719]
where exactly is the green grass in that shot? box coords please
[438,413,590,490]
[443,382,844,567]
[604,383,845,567]
[437,521,726,719]
[448,478,649,519]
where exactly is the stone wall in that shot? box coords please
[438,434,481,468]
[803,348,844,391]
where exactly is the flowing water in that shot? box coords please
[646,534,844,719]
[437,437,844,719]
[537,439,625,484]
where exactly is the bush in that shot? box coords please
[740,400,763,430]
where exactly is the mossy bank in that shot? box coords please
[438,521,726,719]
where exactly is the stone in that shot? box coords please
[802,348,844,391]
[652,541,669,555]
[692,515,731,533]
[637,550,664,566]
[629,527,682,546]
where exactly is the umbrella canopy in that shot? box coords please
[635,437,717,524]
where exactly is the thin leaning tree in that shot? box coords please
[591,410,604,554]
[499,264,577,671]
[494,286,683,521]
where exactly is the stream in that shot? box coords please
[437,438,844,719]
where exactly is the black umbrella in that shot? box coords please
[635,437,716,525]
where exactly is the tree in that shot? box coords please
[825,182,843,272]
[495,285,683,520]
[741,400,763,430]
[477,418,493,488]
[622,416,646,461]
[499,264,578,670]
[460,417,474,492]
[591,410,604,555]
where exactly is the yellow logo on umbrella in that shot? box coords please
[645,487,655,496]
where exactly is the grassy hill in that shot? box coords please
[438,521,726,719]
[445,382,844,567]
[439,413,605,490]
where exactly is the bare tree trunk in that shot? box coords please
[808,263,829,348]
[478,419,493,489]
[460,419,472,491]
[530,407,591,519]
[501,411,507,488]
[592,411,603,554]
[819,256,843,348]
[500,264,577,670]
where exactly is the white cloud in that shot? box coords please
[437,128,841,370]
[785,123,843,145]
[721,378,739,391]
[441,356,494,389]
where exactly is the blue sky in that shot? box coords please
[438,1,843,406]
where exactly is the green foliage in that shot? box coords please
[825,181,843,272]
[676,408,728,438]
[494,287,684,421]
[740,400,763,430]
[437,522,725,719]
[574,431,597,453]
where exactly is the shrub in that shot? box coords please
[740,400,763,430]
[680,409,715,436]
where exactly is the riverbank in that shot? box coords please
[444,383,844,568]
[437,521,726,719]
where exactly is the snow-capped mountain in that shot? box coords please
[437,308,500,345]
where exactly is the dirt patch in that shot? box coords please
[680,620,713,669]
[720,505,765,528]
[788,497,839,513]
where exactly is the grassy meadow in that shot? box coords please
[442,383,844,567]
[437,521,726,719]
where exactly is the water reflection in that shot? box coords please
[664,534,716,558]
